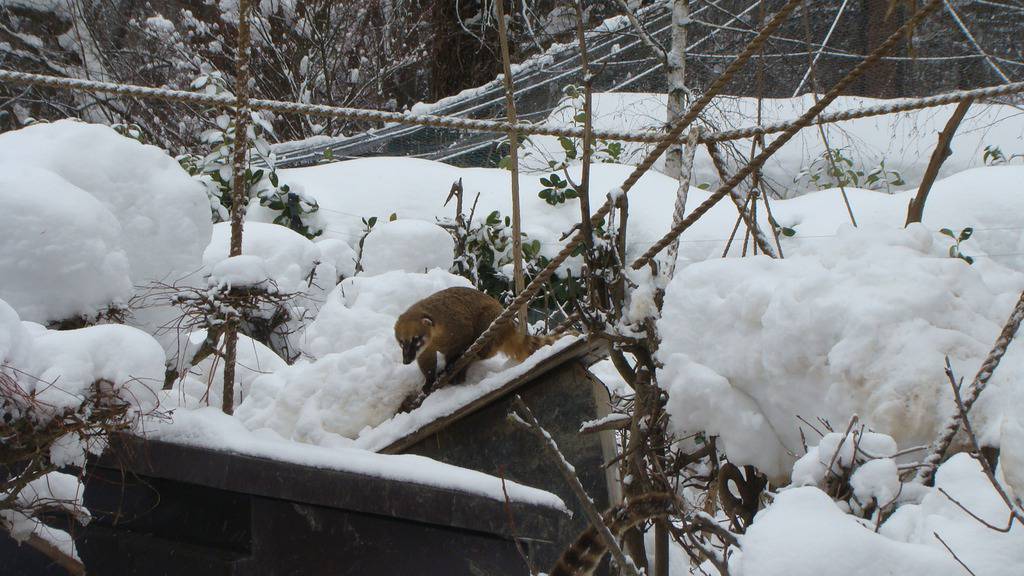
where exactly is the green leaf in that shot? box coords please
[540,177,553,187]
[367,216,378,228]
[963,255,974,265]
[781,227,796,237]
[940,228,955,238]
[959,227,973,241]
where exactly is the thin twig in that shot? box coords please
[933,531,978,576]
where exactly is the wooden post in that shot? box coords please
[495,0,527,335]
[905,99,972,226]
[574,0,594,247]
[223,0,253,415]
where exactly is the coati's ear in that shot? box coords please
[421,315,434,327]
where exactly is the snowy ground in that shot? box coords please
[2,93,1023,572]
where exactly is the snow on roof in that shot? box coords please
[147,405,568,512]
[355,334,590,453]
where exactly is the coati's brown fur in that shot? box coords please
[394,286,558,386]
[548,493,675,576]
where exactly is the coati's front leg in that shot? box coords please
[416,347,439,393]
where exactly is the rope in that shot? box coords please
[631,0,947,270]
[2,68,1022,150]
[664,127,702,280]
[704,141,777,257]
[915,289,1024,486]
[431,0,805,390]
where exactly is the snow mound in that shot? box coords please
[173,330,287,409]
[0,164,132,323]
[531,92,1024,196]
[0,120,210,289]
[659,224,1024,479]
[359,219,455,276]
[302,268,472,358]
[742,452,1024,576]
[236,270,472,445]
[315,238,357,280]
[204,222,321,293]
[208,255,272,290]
[27,324,166,415]
[0,299,32,367]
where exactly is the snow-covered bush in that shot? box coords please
[738,437,1024,576]
[0,121,212,365]
[181,71,324,239]
[659,224,1024,480]
[199,221,337,360]
[0,298,165,566]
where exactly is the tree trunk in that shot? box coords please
[664,0,689,178]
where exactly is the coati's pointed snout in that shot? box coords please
[401,346,416,364]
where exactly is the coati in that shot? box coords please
[548,493,675,576]
[394,286,557,386]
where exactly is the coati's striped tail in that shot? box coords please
[548,493,675,576]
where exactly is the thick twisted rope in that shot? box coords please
[664,127,702,279]
[631,0,946,270]
[432,0,805,389]
[915,289,1024,485]
[1,68,1021,148]
[704,140,777,257]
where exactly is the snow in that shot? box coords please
[28,324,166,415]
[208,255,273,289]
[0,121,211,365]
[0,120,210,298]
[0,164,131,324]
[359,219,455,276]
[314,238,357,279]
[997,384,1024,510]
[0,293,34,368]
[355,335,580,452]
[174,330,287,409]
[530,92,1024,196]
[850,458,900,506]
[203,221,320,293]
[740,454,1024,576]
[1,472,87,562]
[235,269,472,444]
[149,404,567,511]
[659,223,1024,480]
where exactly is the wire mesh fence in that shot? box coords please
[268,0,1024,169]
